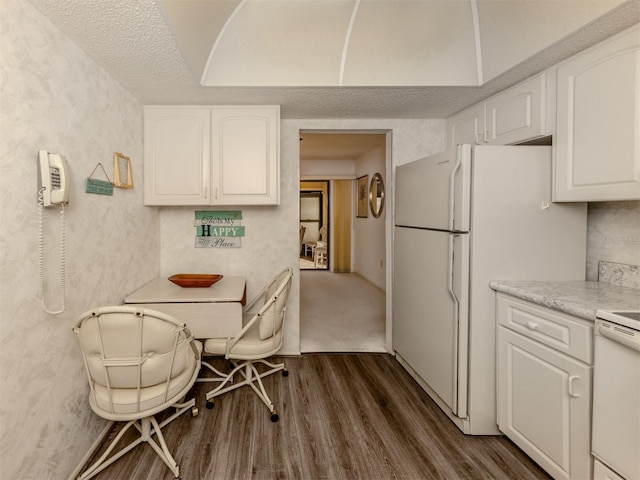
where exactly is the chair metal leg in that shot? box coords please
[78,398,196,480]
[144,416,179,477]
[197,359,231,383]
[205,361,248,404]
[79,420,142,480]
[204,359,287,420]
[246,363,276,413]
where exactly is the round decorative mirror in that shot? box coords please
[369,173,385,218]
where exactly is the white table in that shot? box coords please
[123,276,246,339]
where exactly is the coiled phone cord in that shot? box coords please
[38,187,66,315]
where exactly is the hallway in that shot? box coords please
[300,270,386,353]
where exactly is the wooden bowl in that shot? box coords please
[168,274,223,288]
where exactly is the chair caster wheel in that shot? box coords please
[270,412,279,422]
[282,370,289,377]
[206,400,214,409]
[191,406,199,417]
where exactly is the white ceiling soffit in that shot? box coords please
[477,0,628,81]
[26,0,639,118]
[160,0,628,88]
[300,133,386,161]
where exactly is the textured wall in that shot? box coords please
[587,201,640,281]
[0,2,159,478]
[353,145,387,290]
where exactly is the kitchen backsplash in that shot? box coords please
[586,201,640,282]
[598,261,640,289]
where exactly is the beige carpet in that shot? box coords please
[299,255,327,270]
[300,270,386,353]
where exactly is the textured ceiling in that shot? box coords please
[26,0,640,120]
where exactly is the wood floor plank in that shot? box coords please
[83,354,551,480]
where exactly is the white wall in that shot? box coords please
[0,2,159,478]
[353,145,387,290]
[300,158,355,179]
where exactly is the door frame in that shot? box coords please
[299,129,393,353]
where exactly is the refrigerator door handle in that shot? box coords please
[447,235,460,415]
[448,157,462,231]
[448,146,471,232]
[448,233,470,418]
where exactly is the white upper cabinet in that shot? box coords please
[554,25,640,202]
[447,72,553,148]
[447,103,484,147]
[484,72,551,145]
[144,105,280,206]
[211,106,279,205]
[144,107,211,205]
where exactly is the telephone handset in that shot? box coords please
[37,150,68,315]
[38,150,69,206]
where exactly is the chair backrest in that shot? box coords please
[73,306,199,418]
[258,268,293,340]
[319,225,328,241]
[300,226,306,246]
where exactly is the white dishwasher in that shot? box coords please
[592,310,640,480]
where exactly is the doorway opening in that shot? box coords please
[299,130,389,353]
[300,184,329,270]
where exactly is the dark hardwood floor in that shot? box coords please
[85,354,551,480]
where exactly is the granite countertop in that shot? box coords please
[489,280,640,322]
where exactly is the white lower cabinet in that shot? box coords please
[593,459,625,480]
[497,294,592,480]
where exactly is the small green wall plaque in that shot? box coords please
[85,178,113,195]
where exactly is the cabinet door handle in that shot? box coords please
[568,375,580,398]
[204,186,208,199]
[475,132,483,145]
[483,129,490,143]
[526,321,538,330]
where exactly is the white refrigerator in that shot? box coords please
[393,145,587,435]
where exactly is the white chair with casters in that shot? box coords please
[303,225,327,258]
[73,306,201,479]
[314,241,327,267]
[201,267,293,422]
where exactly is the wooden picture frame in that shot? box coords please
[356,175,368,218]
[113,152,133,188]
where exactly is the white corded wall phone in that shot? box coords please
[37,150,69,314]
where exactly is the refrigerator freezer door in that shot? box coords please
[395,145,471,232]
[394,227,470,416]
